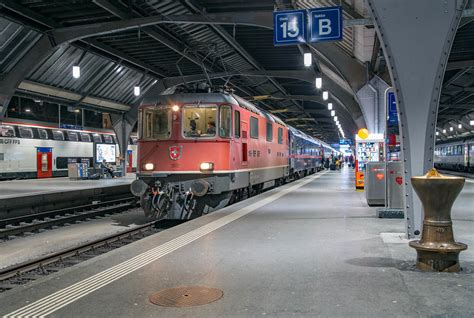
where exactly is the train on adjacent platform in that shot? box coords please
[434,137,474,173]
[131,90,336,220]
[0,119,138,180]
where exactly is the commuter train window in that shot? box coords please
[92,133,102,143]
[266,122,273,142]
[458,145,463,155]
[250,116,258,139]
[39,129,48,139]
[234,110,240,138]
[52,130,64,141]
[219,105,232,138]
[18,126,33,139]
[0,125,15,137]
[143,107,172,140]
[103,134,113,144]
[67,131,78,141]
[182,105,216,138]
[80,133,91,142]
[278,127,283,144]
[0,153,3,161]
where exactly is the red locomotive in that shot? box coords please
[131,88,334,219]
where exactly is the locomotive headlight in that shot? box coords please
[200,162,214,172]
[172,105,180,112]
[143,163,154,171]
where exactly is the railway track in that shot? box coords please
[0,197,138,240]
[0,219,181,293]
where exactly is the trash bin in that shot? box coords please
[365,162,385,206]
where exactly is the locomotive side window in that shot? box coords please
[182,105,216,138]
[80,133,91,142]
[219,105,232,138]
[52,130,64,141]
[39,129,48,139]
[234,110,240,138]
[144,108,171,140]
[266,123,273,142]
[278,127,283,144]
[18,127,34,139]
[250,116,258,139]
[0,125,16,137]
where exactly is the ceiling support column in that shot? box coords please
[367,0,467,238]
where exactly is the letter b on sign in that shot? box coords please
[319,19,332,36]
[309,6,343,43]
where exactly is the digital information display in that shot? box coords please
[96,144,116,163]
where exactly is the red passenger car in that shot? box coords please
[131,90,323,219]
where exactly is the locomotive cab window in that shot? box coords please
[0,125,15,137]
[18,126,33,139]
[219,105,231,138]
[266,123,273,142]
[143,107,171,140]
[234,110,240,138]
[182,105,217,138]
[250,116,258,139]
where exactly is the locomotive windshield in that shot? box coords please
[142,107,171,140]
[182,105,217,138]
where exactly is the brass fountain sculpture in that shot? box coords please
[409,169,468,272]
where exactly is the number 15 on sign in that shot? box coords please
[273,10,306,45]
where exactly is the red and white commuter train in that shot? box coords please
[131,90,336,220]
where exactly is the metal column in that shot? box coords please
[367,0,467,238]
[111,114,135,177]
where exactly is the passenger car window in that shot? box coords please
[266,122,273,142]
[52,130,64,141]
[0,125,16,137]
[219,106,232,138]
[18,127,33,139]
[92,134,102,143]
[103,135,113,144]
[250,116,258,139]
[39,129,48,139]
[234,110,240,138]
[80,133,91,142]
[67,131,78,141]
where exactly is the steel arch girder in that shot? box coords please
[0,35,55,117]
[367,0,467,238]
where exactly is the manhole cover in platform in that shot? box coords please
[149,286,223,307]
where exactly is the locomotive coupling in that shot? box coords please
[409,169,468,272]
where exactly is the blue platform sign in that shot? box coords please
[273,9,306,46]
[387,91,398,125]
[308,6,343,43]
[339,138,353,146]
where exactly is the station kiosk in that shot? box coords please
[354,130,384,189]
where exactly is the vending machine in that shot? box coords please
[355,133,385,189]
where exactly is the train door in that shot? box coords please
[241,121,248,165]
[37,147,53,178]
[127,149,133,173]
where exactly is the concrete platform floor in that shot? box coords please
[0,167,472,317]
[0,174,134,199]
